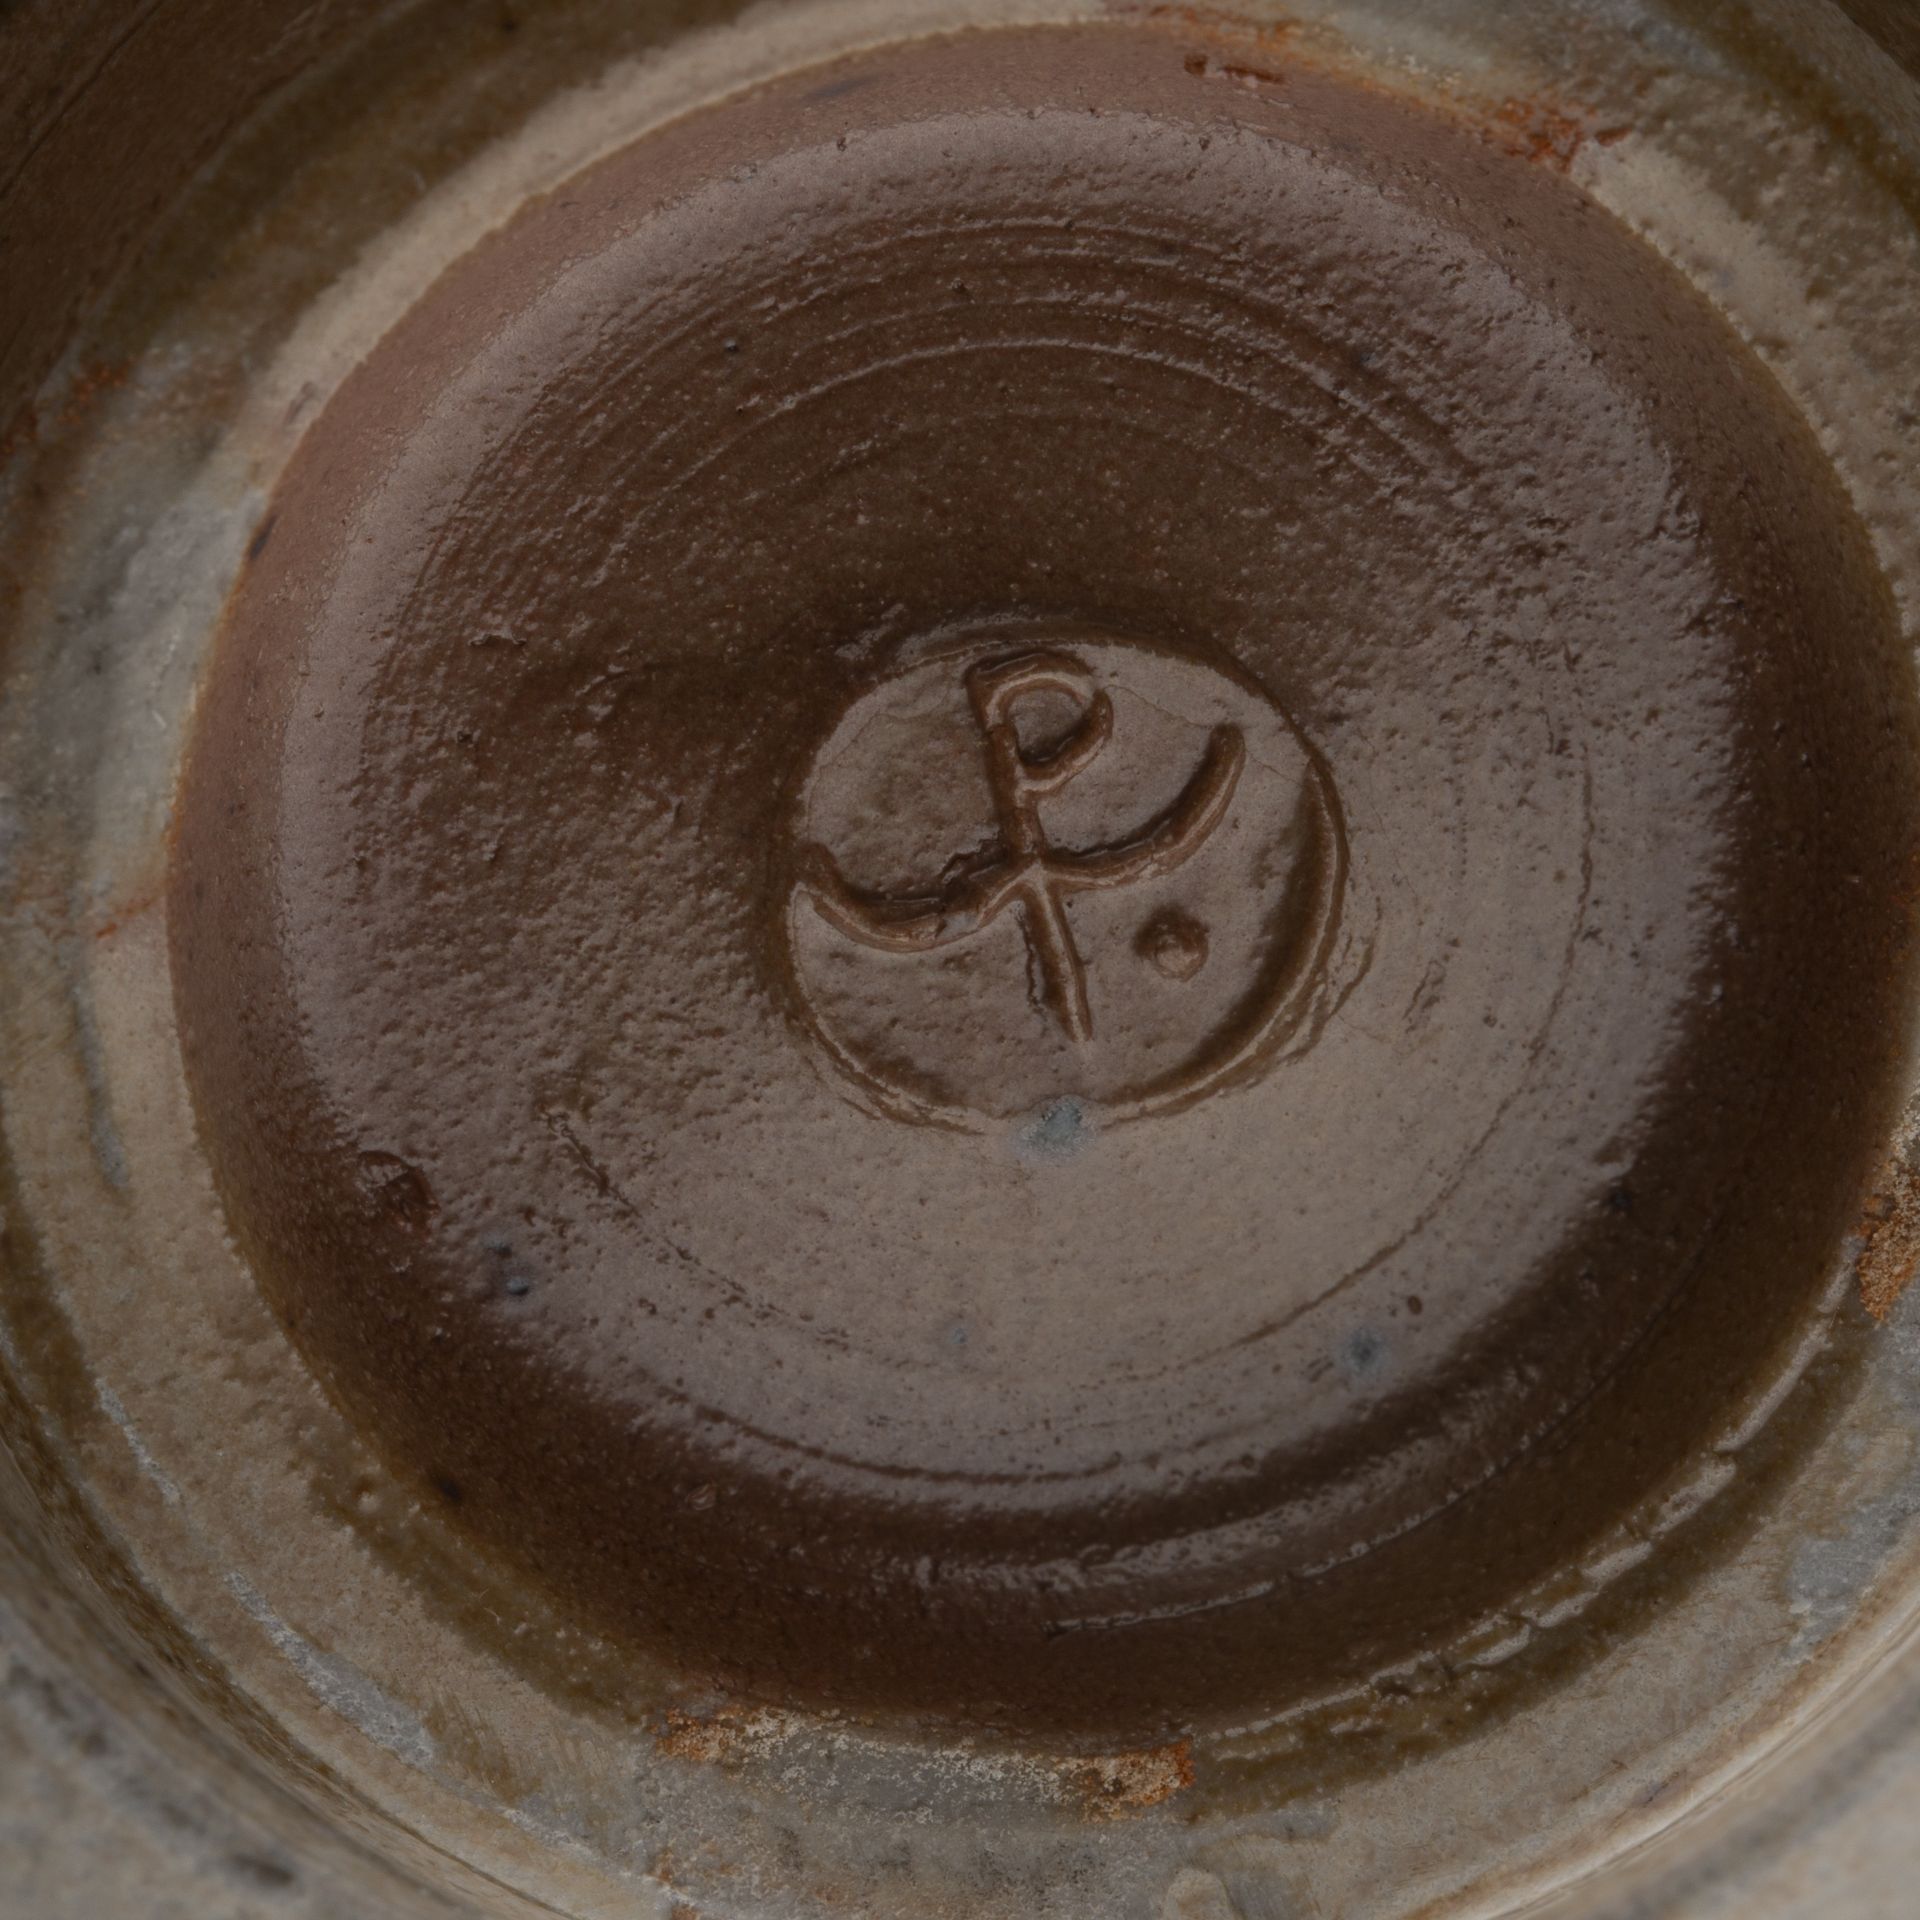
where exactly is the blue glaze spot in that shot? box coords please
[1013,1096,1093,1164]
[1343,1328,1388,1378]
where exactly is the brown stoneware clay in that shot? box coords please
[170,26,1920,1739]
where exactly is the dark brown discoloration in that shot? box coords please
[170,25,1920,1740]
[0,1,395,444]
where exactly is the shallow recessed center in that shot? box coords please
[168,23,1919,1738]
[786,628,1343,1127]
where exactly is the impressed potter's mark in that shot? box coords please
[801,651,1245,1043]
[785,631,1345,1129]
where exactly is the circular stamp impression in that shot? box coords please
[784,631,1345,1127]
